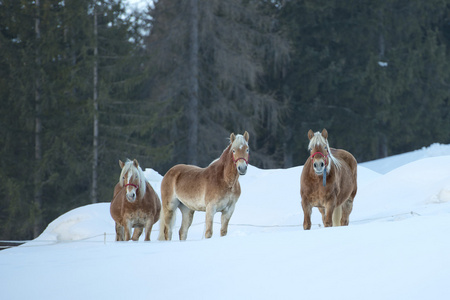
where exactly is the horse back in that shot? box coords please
[162,164,210,193]
[332,148,357,178]
[332,148,357,198]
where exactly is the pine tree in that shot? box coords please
[144,0,289,170]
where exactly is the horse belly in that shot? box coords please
[178,197,206,211]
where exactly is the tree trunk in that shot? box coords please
[283,127,293,168]
[92,3,99,203]
[187,0,199,165]
[33,0,43,238]
[378,133,388,158]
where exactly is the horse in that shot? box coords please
[300,129,357,230]
[158,131,250,241]
[110,159,161,241]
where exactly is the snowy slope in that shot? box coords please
[1,144,450,300]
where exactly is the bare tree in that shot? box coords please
[33,0,43,238]
[92,1,99,203]
[187,0,199,165]
[146,0,289,168]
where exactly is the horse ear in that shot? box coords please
[230,133,236,143]
[308,130,314,140]
[119,160,125,169]
[321,128,328,140]
[133,159,139,168]
[243,131,249,142]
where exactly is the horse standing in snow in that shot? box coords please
[158,131,250,240]
[300,129,357,230]
[110,159,161,241]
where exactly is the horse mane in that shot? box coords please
[119,159,147,196]
[308,131,342,171]
[209,134,247,166]
[231,134,248,150]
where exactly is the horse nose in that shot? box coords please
[238,164,247,175]
[313,162,324,168]
[313,161,325,174]
[126,192,136,202]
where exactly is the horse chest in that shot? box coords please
[307,184,338,205]
[123,209,149,226]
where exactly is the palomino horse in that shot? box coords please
[110,159,161,241]
[158,131,250,240]
[300,129,357,229]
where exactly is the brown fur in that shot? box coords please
[159,131,249,240]
[110,159,161,241]
[300,129,357,229]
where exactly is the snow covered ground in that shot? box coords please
[2,144,450,300]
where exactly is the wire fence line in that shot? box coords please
[0,211,421,249]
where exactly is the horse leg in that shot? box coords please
[341,198,354,226]
[220,204,235,237]
[205,204,217,239]
[318,207,326,226]
[301,200,313,230]
[115,222,124,241]
[332,205,343,227]
[179,203,194,241]
[144,218,154,241]
[323,202,336,227]
[131,227,143,241]
[124,220,133,241]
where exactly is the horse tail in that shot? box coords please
[332,205,342,227]
[158,206,176,241]
[157,207,166,241]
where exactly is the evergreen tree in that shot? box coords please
[144,0,289,170]
[0,0,152,239]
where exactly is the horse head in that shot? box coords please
[119,159,145,203]
[308,128,330,176]
[230,131,250,175]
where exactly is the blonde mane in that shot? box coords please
[231,134,248,150]
[119,159,147,196]
[208,134,249,167]
[308,131,342,171]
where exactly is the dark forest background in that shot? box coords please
[1,0,449,240]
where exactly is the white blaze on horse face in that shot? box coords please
[125,171,137,203]
[231,134,249,175]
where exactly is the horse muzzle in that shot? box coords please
[313,161,326,175]
[126,192,137,203]
[237,163,247,175]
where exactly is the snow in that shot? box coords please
[2,143,450,299]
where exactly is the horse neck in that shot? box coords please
[217,144,239,186]
[134,171,147,200]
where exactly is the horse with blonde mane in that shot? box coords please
[158,131,250,240]
[110,159,161,241]
[300,129,357,229]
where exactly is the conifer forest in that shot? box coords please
[1,0,449,240]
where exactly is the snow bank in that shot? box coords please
[2,144,450,300]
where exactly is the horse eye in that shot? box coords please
[246,149,249,153]
[232,149,236,153]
